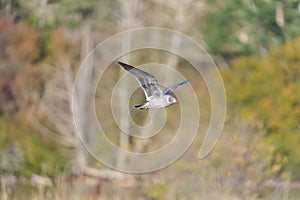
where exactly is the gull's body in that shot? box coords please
[118,62,189,110]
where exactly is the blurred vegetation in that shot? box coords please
[223,36,300,178]
[0,0,300,199]
[0,114,68,178]
[202,0,300,59]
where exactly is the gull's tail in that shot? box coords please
[134,103,149,110]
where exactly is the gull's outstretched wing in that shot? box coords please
[118,62,163,100]
[163,80,190,95]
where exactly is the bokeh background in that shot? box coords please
[0,0,300,199]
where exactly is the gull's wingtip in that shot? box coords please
[117,61,134,70]
[180,80,190,85]
[117,61,126,66]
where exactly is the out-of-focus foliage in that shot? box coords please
[223,36,300,178]
[202,0,300,58]
[204,118,277,199]
[144,183,167,200]
[0,0,300,199]
[0,116,68,177]
[0,18,69,177]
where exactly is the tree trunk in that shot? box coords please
[38,0,47,27]
[116,0,142,169]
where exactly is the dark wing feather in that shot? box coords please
[118,62,162,100]
[163,80,190,95]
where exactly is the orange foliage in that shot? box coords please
[0,18,44,115]
[10,23,40,63]
[261,96,273,110]
[46,28,80,67]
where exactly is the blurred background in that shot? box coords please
[0,0,300,199]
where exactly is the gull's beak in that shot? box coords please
[174,101,179,104]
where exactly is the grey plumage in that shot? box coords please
[118,62,189,109]
[118,62,162,100]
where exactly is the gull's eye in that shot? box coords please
[169,97,176,103]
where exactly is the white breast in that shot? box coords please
[148,96,170,108]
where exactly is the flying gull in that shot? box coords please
[118,61,189,109]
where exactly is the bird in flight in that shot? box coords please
[118,62,189,110]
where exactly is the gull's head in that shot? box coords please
[167,96,179,105]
